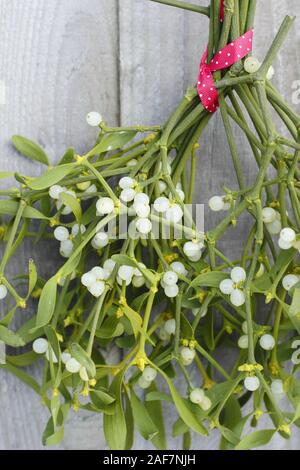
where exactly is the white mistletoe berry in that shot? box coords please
[173,188,185,202]
[45,347,58,364]
[230,288,246,307]
[103,258,116,275]
[183,241,203,259]
[59,239,74,258]
[54,226,69,242]
[189,388,205,404]
[162,271,178,286]
[259,334,275,351]
[76,181,91,192]
[138,376,152,389]
[61,352,72,365]
[71,224,86,237]
[79,366,89,382]
[165,204,183,223]
[238,335,249,349]
[132,275,145,288]
[282,274,299,291]
[86,111,102,127]
[92,232,109,249]
[119,177,136,190]
[0,284,8,300]
[142,366,157,382]
[82,183,97,200]
[208,196,225,212]
[180,347,196,364]
[170,261,188,277]
[32,338,49,354]
[120,188,136,203]
[158,327,171,342]
[96,197,115,215]
[280,228,296,243]
[164,284,179,298]
[49,185,65,200]
[231,266,246,283]
[244,376,260,391]
[154,196,170,213]
[278,238,293,250]
[244,56,261,74]
[118,265,134,282]
[134,193,150,206]
[199,396,212,411]
[219,278,234,295]
[56,190,77,215]
[127,159,138,167]
[81,272,97,288]
[91,266,106,280]
[136,217,152,235]
[262,207,277,224]
[89,280,106,298]
[242,321,248,334]
[158,180,167,194]
[164,319,176,336]
[266,65,275,80]
[66,357,81,374]
[271,379,284,396]
[188,252,202,262]
[134,203,150,218]
[133,263,146,277]
[266,219,282,235]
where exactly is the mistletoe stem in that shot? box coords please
[149,0,210,16]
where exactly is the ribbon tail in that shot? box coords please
[209,29,254,72]
[197,66,219,113]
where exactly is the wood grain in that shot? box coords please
[0,0,300,450]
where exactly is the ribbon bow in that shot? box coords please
[196,29,254,113]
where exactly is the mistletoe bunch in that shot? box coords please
[0,0,300,450]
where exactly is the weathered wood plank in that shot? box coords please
[119,0,300,450]
[0,0,118,450]
[0,0,119,178]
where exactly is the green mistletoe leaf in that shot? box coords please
[190,271,228,288]
[235,429,276,450]
[12,135,49,166]
[35,276,58,328]
[86,131,137,157]
[130,389,158,441]
[0,325,25,347]
[157,367,208,436]
[0,200,49,220]
[69,343,96,378]
[26,164,74,190]
[60,191,82,222]
[103,372,127,450]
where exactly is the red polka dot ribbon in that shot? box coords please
[197,29,254,113]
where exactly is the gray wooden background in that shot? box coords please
[0,0,299,450]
